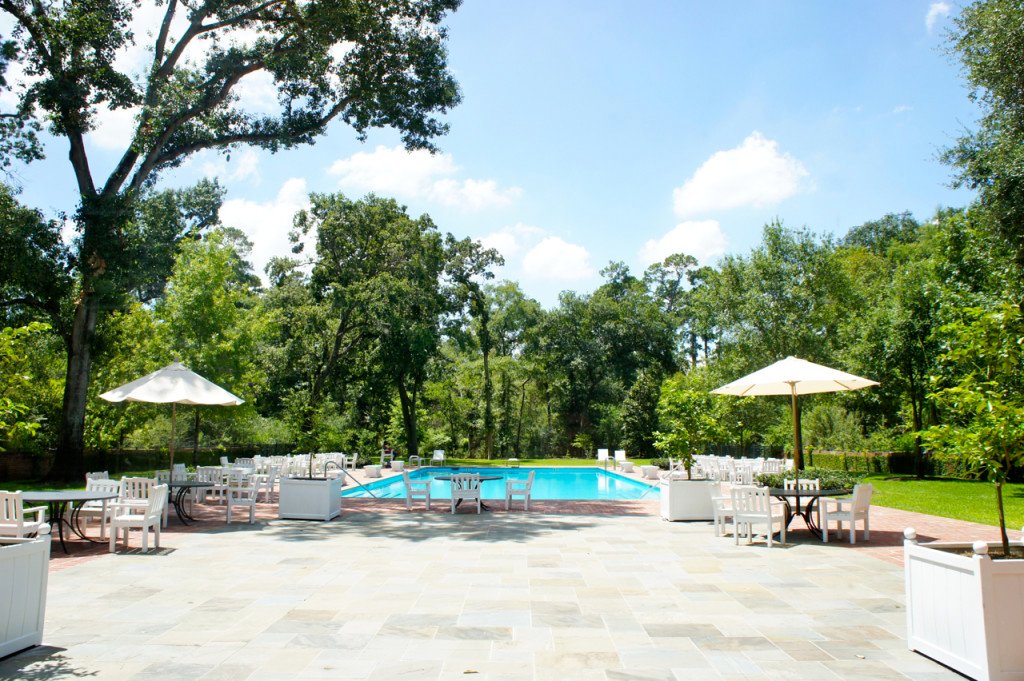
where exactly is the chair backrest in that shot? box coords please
[432,450,445,462]
[234,457,255,469]
[155,470,171,483]
[86,470,109,481]
[86,478,121,495]
[195,466,221,483]
[146,484,167,517]
[121,477,156,500]
[614,450,627,462]
[852,483,873,511]
[451,473,480,493]
[596,448,609,462]
[172,463,188,479]
[0,490,27,526]
[523,470,536,490]
[220,456,230,466]
[731,485,771,514]
[783,477,820,491]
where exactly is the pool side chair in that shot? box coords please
[505,470,535,511]
[109,484,166,553]
[402,472,431,511]
[710,482,734,537]
[78,478,121,540]
[614,450,630,470]
[596,448,610,469]
[407,455,421,468]
[450,473,481,514]
[821,483,873,544]
[731,485,786,548]
[0,490,48,538]
[226,472,258,524]
[431,450,446,466]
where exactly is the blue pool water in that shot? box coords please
[341,466,659,500]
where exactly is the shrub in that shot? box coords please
[755,467,864,491]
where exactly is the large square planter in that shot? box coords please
[904,529,1024,681]
[659,478,715,521]
[278,476,342,521]
[0,530,51,658]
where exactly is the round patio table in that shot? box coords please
[165,481,214,525]
[21,489,119,554]
[769,488,851,539]
[434,474,503,510]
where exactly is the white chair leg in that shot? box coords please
[109,527,117,553]
[155,522,161,549]
[864,516,870,540]
[248,504,255,524]
[142,526,149,551]
[451,498,456,514]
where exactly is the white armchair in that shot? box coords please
[109,484,166,553]
[78,478,121,540]
[731,485,786,548]
[431,450,446,466]
[505,470,535,511]
[0,491,48,538]
[450,473,481,514]
[225,471,258,524]
[821,483,873,544]
[402,472,431,510]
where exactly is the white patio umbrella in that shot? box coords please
[711,356,878,472]
[99,362,244,469]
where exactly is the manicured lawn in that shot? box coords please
[865,474,1024,529]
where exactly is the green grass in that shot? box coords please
[2,470,157,492]
[864,474,1024,530]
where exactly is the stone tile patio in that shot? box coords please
[0,476,980,681]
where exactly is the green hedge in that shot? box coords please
[806,450,975,478]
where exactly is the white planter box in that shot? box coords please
[904,530,1024,681]
[660,479,715,521]
[278,477,342,521]
[0,531,51,658]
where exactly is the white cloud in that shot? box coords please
[926,2,952,33]
[328,145,522,210]
[522,237,594,281]
[672,131,809,217]
[86,105,140,151]
[478,223,545,258]
[893,104,913,114]
[202,149,262,183]
[639,220,728,266]
[219,178,311,281]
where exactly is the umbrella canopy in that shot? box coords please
[712,356,879,398]
[712,356,878,470]
[100,362,244,469]
[99,362,244,406]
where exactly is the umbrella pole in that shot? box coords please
[790,383,801,491]
[170,403,176,471]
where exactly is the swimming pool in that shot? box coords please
[342,467,659,500]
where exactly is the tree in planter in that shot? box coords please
[924,301,1024,555]
[653,370,724,479]
[0,0,462,478]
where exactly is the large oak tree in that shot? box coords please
[0,0,461,477]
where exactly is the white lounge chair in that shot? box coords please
[505,470,535,511]
[821,483,873,544]
[614,450,631,471]
[596,448,610,469]
[450,473,481,514]
[0,490,48,538]
[109,484,166,553]
[402,472,431,510]
[431,450,446,466]
[731,485,786,548]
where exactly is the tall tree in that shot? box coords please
[0,0,461,477]
[944,0,1024,265]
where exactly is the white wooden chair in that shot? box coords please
[431,450,446,466]
[225,471,258,524]
[109,484,166,553]
[614,450,630,470]
[344,453,360,470]
[85,470,109,481]
[450,473,481,514]
[219,456,230,466]
[596,448,610,469]
[0,490,48,538]
[117,476,166,526]
[784,477,820,490]
[380,449,395,467]
[821,483,873,544]
[505,470,535,511]
[195,466,226,504]
[77,478,121,540]
[731,485,786,548]
[402,472,431,510]
[710,482,734,537]
[253,464,280,503]
[407,455,421,468]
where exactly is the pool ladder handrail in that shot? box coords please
[324,460,379,498]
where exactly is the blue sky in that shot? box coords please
[5,1,977,307]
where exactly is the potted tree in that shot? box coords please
[654,371,723,521]
[278,432,343,521]
[0,526,51,657]
[904,302,1024,681]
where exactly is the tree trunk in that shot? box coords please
[996,481,1009,556]
[515,379,527,454]
[397,380,419,458]
[479,305,494,460]
[52,289,100,481]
